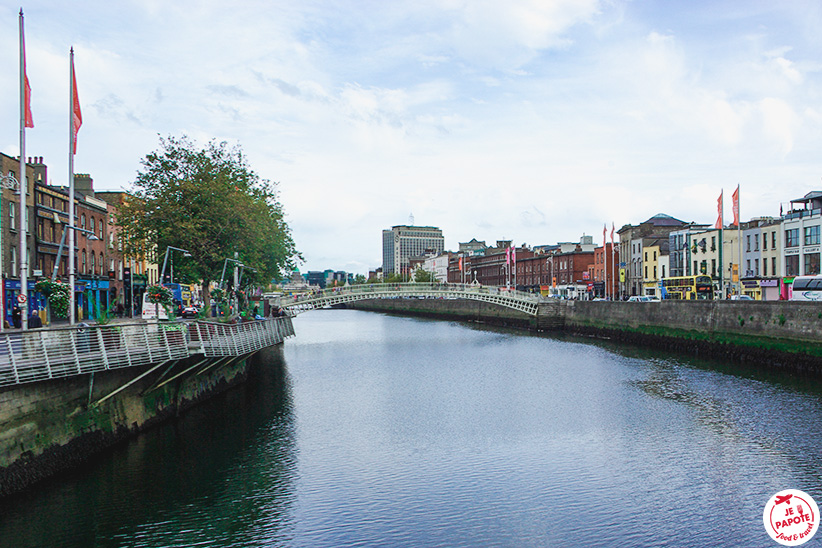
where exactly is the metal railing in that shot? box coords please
[281,283,541,316]
[189,317,296,357]
[0,316,294,388]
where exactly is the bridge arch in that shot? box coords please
[280,283,541,316]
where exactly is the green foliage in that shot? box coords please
[115,135,300,305]
[354,274,367,285]
[778,314,786,326]
[146,285,173,306]
[413,268,434,283]
[35,279,70,318]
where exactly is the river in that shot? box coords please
[1,309,821,547]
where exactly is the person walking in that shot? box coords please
[12,306,21,329]
[29,310,42,328]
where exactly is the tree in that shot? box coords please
[413,268,434,283]
[116,136,300,309]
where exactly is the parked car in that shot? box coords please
[729,295,754,300]
[181,305,199,318]
[627,296,658,302]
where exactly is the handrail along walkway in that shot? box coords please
[0,316,294,388]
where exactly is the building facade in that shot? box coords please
[382,225,445,276]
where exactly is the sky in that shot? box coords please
[2,1,822,275]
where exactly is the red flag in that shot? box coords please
[511,245,516,265]
[731,185,740,226]
[71,55,82,154]
[603,224,607,246]
[458,256,463,272]
[610,222,615,244]
[715,190,723,229]
[506,247,510,265]
[21,11,34,128]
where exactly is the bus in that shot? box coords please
[163,283,193,315]
[661,275,714,300]
[790,275,822,301]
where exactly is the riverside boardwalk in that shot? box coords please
[0,314,295,497]
[0,315,294,388]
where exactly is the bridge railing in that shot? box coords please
[0,316,294,388]
[281,283,542,315]
[284,283,541,304]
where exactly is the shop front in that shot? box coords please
[3,279,44,326]
[77,277,110,320]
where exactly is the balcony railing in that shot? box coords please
[0,316,294,388]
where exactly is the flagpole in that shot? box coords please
[611,238,616,300]
[69,48,76,324]
[718,190,724,299]
[736,184,742,297]
[19,10,29,330]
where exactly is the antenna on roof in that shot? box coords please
[409,212,415,226]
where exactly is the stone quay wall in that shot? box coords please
[349,298,822,376]
[0,351,267,497]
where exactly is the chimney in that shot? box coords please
[32,156,47,184]
[74,173,94,197]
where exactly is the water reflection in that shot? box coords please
[3,311,822,547]
[0,345,297,548]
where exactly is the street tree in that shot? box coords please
[116,136,300,308]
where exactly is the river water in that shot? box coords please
[1,309,821,547]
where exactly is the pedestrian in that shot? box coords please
[12,306,21,329]
[29,310,42,329]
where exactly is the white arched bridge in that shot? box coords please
[281,283,542,316]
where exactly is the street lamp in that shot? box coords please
[219,258,244,288]
[51,224,99,325]
[159,246,191,286]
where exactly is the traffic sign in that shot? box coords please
[17,294,26,304]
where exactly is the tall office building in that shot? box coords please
[382,225,445,275]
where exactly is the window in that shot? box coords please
[772,232,777,249]
[9,201,15,229]
[804,253,820,275]
[711,259,717,277]
[754,234,759,251]
[804,225,820,246]
[786,255,800,276]
[10,246,17,277]
[786,228,800,248]
[90,217,95,234]
[763,259,768,277]
[772,257,777,276]
[82,250,87,274]
[746,235,751,252]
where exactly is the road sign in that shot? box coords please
[17,294,26,304]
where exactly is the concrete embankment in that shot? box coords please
[348,298,822,376]
[0,347,279,497]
